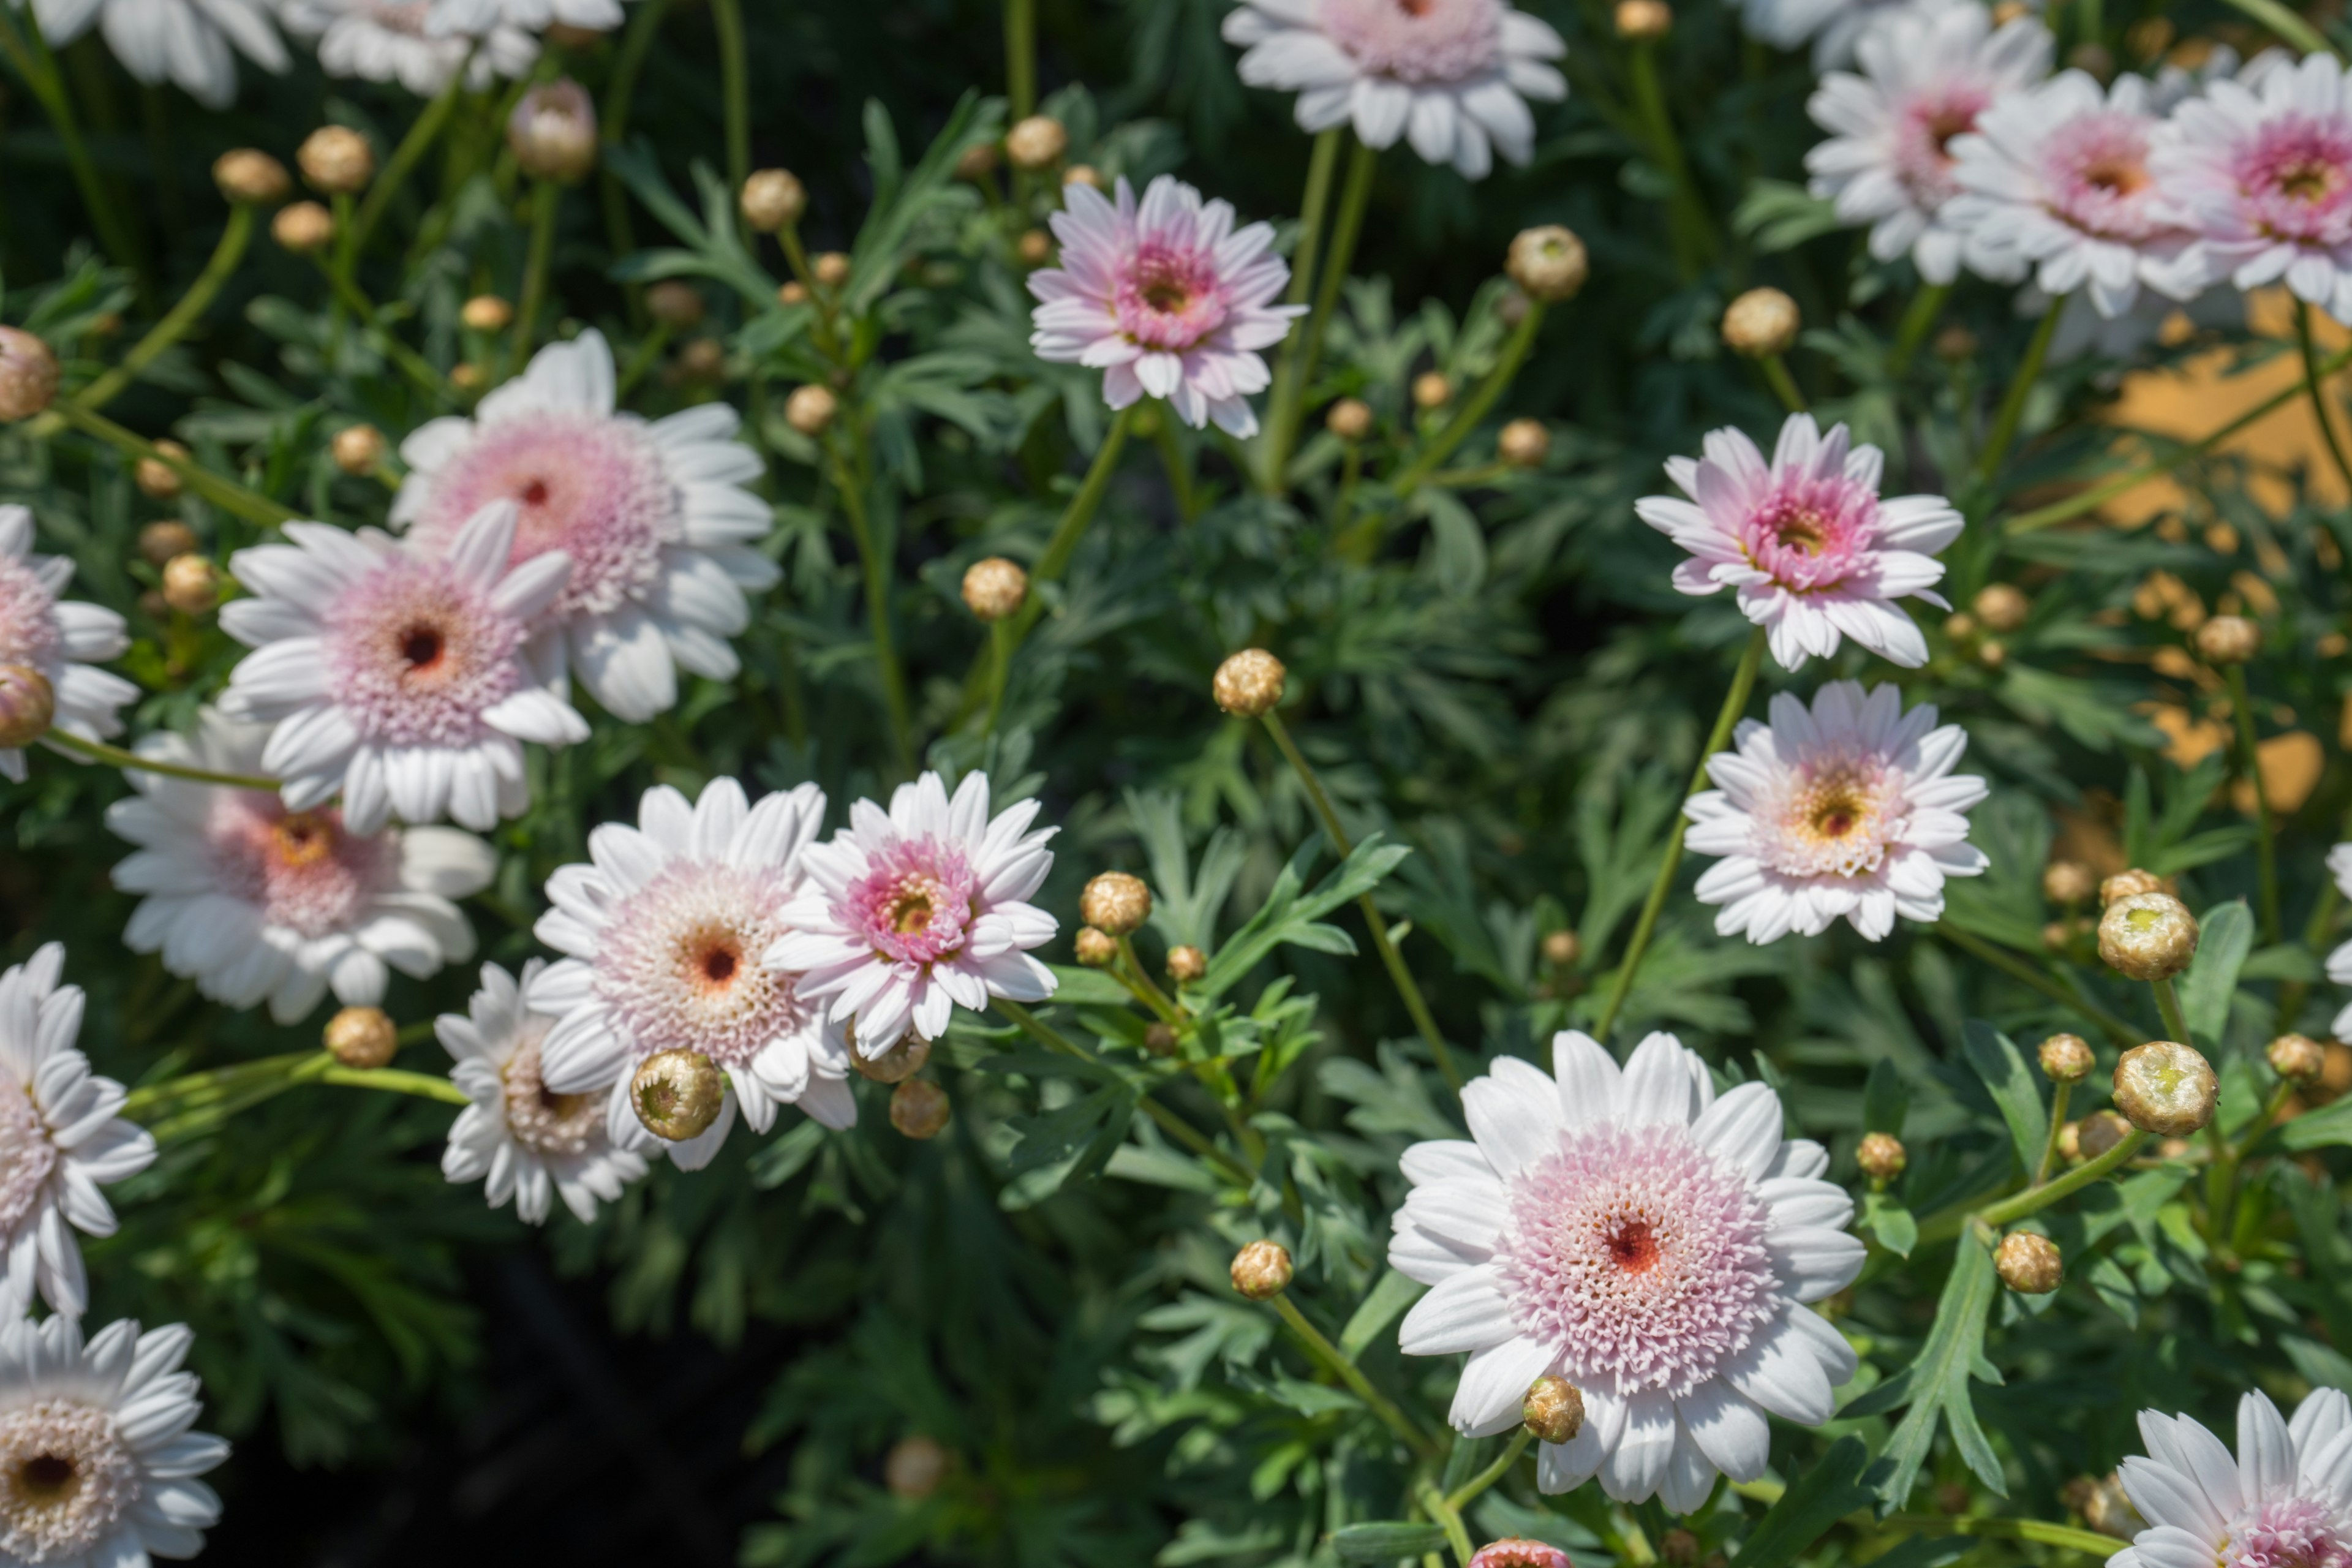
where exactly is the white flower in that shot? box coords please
[219,502,587,835]
[435,0,627,32]
[105,707,496,1024]
[279,0,536,93]
[391,330,778,722]
[1220,0,1566,179]
[0,505,134,787]
[15,0,285,108]
[768,770,1059,1057]
[2322,844,2352,1036]
[1392,1031,1862,1510]
[1686,682,1988,944]
[0,1314,227,1565]
[1738,0,1910,69]
[532,777,856,1170]
[0,945,157,1319]
[1804,0,2054,285]
[2111,1387,2352,1568]
[438,960,649,1223]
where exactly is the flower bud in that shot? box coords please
[1213,649,1286,717]
[1075,927,1117,967]
[2038,1033,2094,1083]
[130,523,192,571]
[2076,1109,2130,1161]
[1143,1022,1178,1057]
[0,665,55,748]
[0,328,59,421]
[778,281,810,307]
[508,79,598,182]
[885,1435,947,1500]
[297,126,374,194]
[212,148,291,206]
[2041,860,2096,905]
[1498,418,1550,468]
[785,383,839,437]
[954,143,999,181]
[676,337,723,381]
[1934,322,1979,360]
[1542,929,1581,967]
[450,363,485,391]
[2100,868,2163,905]
[1326,398,1374,441]
[323,1005,398,1069]
[1005,115,1068,170]
[1977,638,2006,669]
[134,440,189,500]
[1081,871,1151,936]
[631,1048,725,1140]
[2196,613,2260,665]
[331,423,386,476]
[1973,582,2029,631]
[1722,287,1800,358]
[1230,1239,1292,1300]
[161,554,221,615]
[461,295,513,333]
[1167,945,1207,985]
[1615,0,1673,37]
[852,1030,930,1084]
[646,281,705,330]
[1466,1542,1574,1568]
[272,201,336,254]
[1017,228,1052,266]
[1063,164,1104,190]
[889,1079,950,1139]
[1521,1374,1585,1444]
[1506,225,1589,303]
[2113,1040,2217,1136]
[739,168,807,232]
[1412,371,1453,410]
[1857,1131,1906,1181]
[960,557,1027,622]
[2098,891,2199,980]
[2269,1031,2327,1084]
[813,251,852,287]
[1995,1231,2062,1294]
[2080,1472,2143,1539]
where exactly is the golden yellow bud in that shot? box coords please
[297,125,374,194]
[1522,1374,1585,1442]
[1721,287,1800,358]
[1994,1231,2062,1294]
[1080,872,1152,937]
[1230,1239,1293,1300]
[631,1049,725,1140]
[1506,225,1589,304]
[323,1005,398,1069]
[739,168,808,232]
[2097,892,2199,981]
[1005,115,1069,170]
[2113,1040,2217,1136]
[1213,649,1286,717]
[960,557,1028,622]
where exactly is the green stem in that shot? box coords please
[1417,1481,1477,1568]
[2296,300,2352,504]
[350,66,467,255]
[1262,707,1463,1094]
[2216,0,2338,57]
[829,433,916,774]
[50,403,298,526]
[1888,282,1951,375]
[1033,405,1134,585]
[1625,43,1716,279]
[1593,628,1766,1041]
[1933,921,2139,1049]
[1971,1128,2148,1231]
[0,9,144,284]
[984,618,1014,736]
[1973,298,2065,489]
[312,264,457,406]
[512,180,562,368]
[709,0,751,192]
[1760,353,1807,413]
[318,1065,469,1104]
[1117,935,1183,1024]
[1267,137,1376,496]
[993,998,1259,1190]
[2225,665,2281,944]
[2034,1080,2073,1186]
[1005,0,1037,118]
[1445,1430,1531,1511]
[1392,303,1546,497]
[2150,975,2190,1044]
[1268,1292,1440,1460]
[42,729,278,790]
[53,206,252,423]
[1257,127,1343,494]
[1153,413,1197,521]
[1878,1516,2129,1559]
[614,323,673,400]
[599,0,673,266]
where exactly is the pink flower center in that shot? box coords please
[2225,1499,2352,1568]
[408,412,677,621]
[1740,473,1875,594]
[2043,108,2163,240]
[1466,1542,1574,1568]
[594,860,813,1069]
[206,797,394,938]
[1316,0,1502,85]
[2233,116,2352,245]
[500,1033,602,1158]
[1495,1121,1780,1399]
[1893,85,1991,212]
[844,837,978,965]
[1758,759,1902,880]
[0,557,59,672]
[0,1076,56,1240]
[1114,241,1231,353]
[326,556,526,747]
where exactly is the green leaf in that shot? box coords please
[1961,1020,2049,1178]
[1849,1238,2007,1503]
[1730,179,1845,254]
[1861,1191,1918,1258]
[1197,835,1412,1001]
[1332,1523,1449,1562]
[1732,1436,1876,1568]
[2180,900,2254,1050]
[1338,1270,1427,1362]
[2278,1098,2352,1150]
[1863,1057,1910,1136]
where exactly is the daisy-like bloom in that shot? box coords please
[1635,415,1963,671]
[1028,177,1303,438]
[0,1314,227,1564]
[219,502,586,835]
[2110,1387,2352,1568]
[1684,682,1987,944]
[0,505,134,787]
[107,707,496,1024]
[1219,0,1566,179]
[1804,1,2054,285]
[1738,0,1907,69]
[0,945,157,1319]
[391,330,777,721]
[1393,1031,1863,1510]
[13,0,285,108]
[280,0,536,93]
[439,960,649,1224]
[769,770,1058,1057]
[1945,71,2195,317]
[2321,845,2352,1036]
[2150,52,2352,323]
[532,778,856,1169]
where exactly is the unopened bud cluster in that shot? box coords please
[741,168,808,231]
[2270,1032,2328,1084]
[1856,1131,1905,1182]
[961,557,1027,622]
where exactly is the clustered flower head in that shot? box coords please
[2113,1388,2352,1568]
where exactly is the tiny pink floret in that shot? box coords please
[843,839,979,967]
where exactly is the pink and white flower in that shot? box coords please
[1635,415,1963,671]
[1220,0,1566,179]
[1685,682,1987,944]
[438,960,649,1224]
[0,505,134,787]
[768,771,1058,1057]
[1804,1,2054,285]
[532,778,855,1169]
[0,945,157,1319]
[2109,1387,2352,1568]
[1393,1031,1861,1510]
[393,329,779,720]
[219,503,586,835]
[279,0,536,92]
[2319,844,2352,1036]
[1946,70,2194,317]
[2150,51,2352,323]
[105,707,496,1023]
[1028,176,1303,437]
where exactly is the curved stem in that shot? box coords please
[2225,665,2281,944]
[1888,282,1951,376]
[1416,1480,1476,1568]
[318,1065,469,1104]
[2215,0,2339,58]
[1445,1430,1531,1511]
[2296,299,2352,503]
[48,403,298,526]
[2150,975,2190,1044]
[1972,1128,2148,1231]
[512,180,562,368]
[1932,921,2139,1049]
[1033,405,1135,585]
[1624,42,1716,279]
[1878,1515,2127,1559]
[1264,138,1376,496]
[984,618,1014,736]
[1268,1293,1441,1460]
[311,263,457,406]
[57,206,252,422]
[1393,302,1546,497]
[1760,353,1807,413]
[2034,1081,2073,1186]
[1974,298,2065,489]
[709,0,751,192]
[1257,128,1343,494]
[351,65,468,256]
[827,430,916,774]
[42,729,279,790]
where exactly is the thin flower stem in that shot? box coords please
[0,9,144,288]
[1878,1515,2127,1558]
[1393,302,1547,497]
[1624,42,1716,279]
[1268,1292,1441,1460]
[2296,299,2352,505]
[123,1050,317,1121]
[614,323,673,400]
[826,432,916,774]
[1887,282,1951,375]
[311,263,458,406]
[1116,936,1183,1023]
[41,730,279,790]
[49,403,298,527]
[1415,1480,1476,1568]
[984,618,1015,736]
[318,1065,470,1104]
[2033,1081,2073,1186]
[1973,298,2065,489]
[1760,353,1807,413]
[1260,707,1463,1094]
[52,206,252,424]
[351,65,468,255]
[513,180,562,368]
[2150,975,2190,1043]
[1329,440,1365,544]
[1267,137,1378,497]
[1004,0,1037,118]
[1932,921,2139,1048]
[992,998,1259,1189]
[1445,1429,1531,1511]
[1258,127,1343,493]
[709,0,751,192]
[1970,1128,2148,1231]
[2225,665,2281,944]
[599,0,673,264]
[1593,627,1767,1042]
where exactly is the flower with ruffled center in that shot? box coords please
[1028,176,1303,437]
[2113,1389,2352,1568]
[393,330,779,722]
[439,960,647,1224]
[0,506,134,789]
[1636,415,1962,671]
[1804,1,2052,285]
[1393,1032,1861,1509]
[281,0,537,93]
[1686,682,1986,944]
[220,503,586,835]
[1221,0,1565,178]
[769,771,1060,1057]
[530,778,855,1169]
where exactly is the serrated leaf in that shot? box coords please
[1961,1020,2049,1178]
[1852,1238,2007,1504]
[1197,835,1412,1000]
